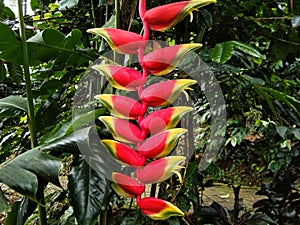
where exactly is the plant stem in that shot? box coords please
[17,1,47,224]
[17,0,37,149]
[38,192,48,225]
[115,0,120,29]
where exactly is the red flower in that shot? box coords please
[87,28,146,54]
[99,116,146,144]
[142,44,202,76]
[96,94,146,119]
[137,197,184,220]
[140,79,197,107]
[138,128,187,158]
[139,106,193,134]
[111,173,145,198]
[101,140,146,166]
[144,0,216,32]
[92,64,147,91]
[136,156,186,184]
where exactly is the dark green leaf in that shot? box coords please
[210,42,234,64]
[0,59,6,82]
[243,75,265,86]
[0,149,61,202]
[30,0,41,10]
[7,63,23,84]
[231,40,264,59]
[6,197,37,225]
[27,29,65,64]
[54,29,82,66]
[0,95,27,118]
[246,213,277,225]
[276,126,288,139]
[43,108,105,144]
[0,189,8,212]
[118,210,142,225]
[39,127,88,154]
[262,87,300,117]
[0,22,20,62]
[0,2,15,20]
[68,156,111,225]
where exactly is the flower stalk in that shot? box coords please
[90,0,216,220]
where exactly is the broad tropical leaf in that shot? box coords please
[210,42,234,64]
[68,157,111,225]
[0,95,28,118]
[0,23,93,65]
[210,41,264,64]
[0,149,61,202]
[0,22,20,62]
[43,108,106,144]
[0,189,8,212]
[5,197,37,225]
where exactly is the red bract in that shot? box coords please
[96,94,146,119]
[111,173,145,198]
[92,64,147,91]
[87,28,146,54]
[139,106,193,134]
[142,44,202,76]
[99,116,146,143]
[101,140,146,166]
[140,79,197,107]
[138,128,187,158]
[137,197,184,220]
[144,0,216,32]
[136,156,186,183]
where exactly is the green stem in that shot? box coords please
[90,0,98,49]
[17,0,37,149]
[38,192,48,225]
[115,0,120,29]
[17,1,47,224]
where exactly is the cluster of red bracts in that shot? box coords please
[87,0,216,220]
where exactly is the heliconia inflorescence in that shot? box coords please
[88,0,216,220]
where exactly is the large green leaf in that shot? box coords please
[118,210,142,225]
[0,149,61,202]
[0,22,20,62]
[68,156,111,225]
[43,108,106,145]
[0,95,28,118]
[210,41,264,64]
[6,197,37,225]
[262,87,300,117]
[39,127,88,154]
[27,29,65,64]
[0,23,92,65]
[54,29,82,66]
[210,42,234,64]
[0,189,8,212]
[231,40,264,59]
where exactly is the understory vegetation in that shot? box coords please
[0,0,299,224]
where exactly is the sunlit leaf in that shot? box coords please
[210,42,234,64]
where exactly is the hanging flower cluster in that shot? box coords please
[87,0,216,220]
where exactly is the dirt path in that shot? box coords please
[202,185,265,211]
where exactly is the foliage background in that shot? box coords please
[0,0,299,224]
